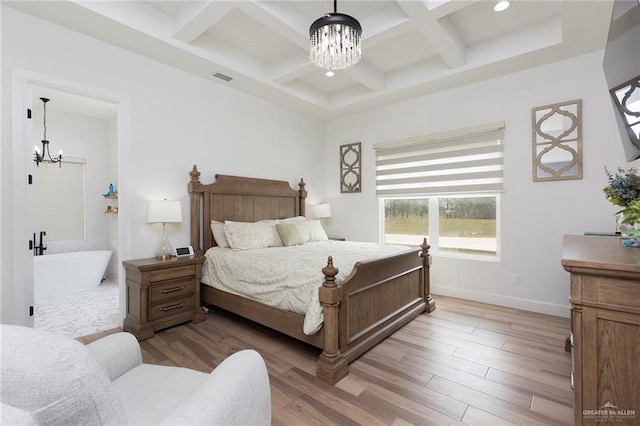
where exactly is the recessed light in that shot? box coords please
[494,1,510,12]
[325,71,335,77]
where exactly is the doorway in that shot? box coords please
[30,85,120,337]
[10,69,131,332]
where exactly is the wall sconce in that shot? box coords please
[147,200,182,260]
[312,203,332,222]
[34,97,63,167]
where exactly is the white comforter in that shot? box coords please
[201,240,412,335]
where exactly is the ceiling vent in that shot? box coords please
[212,72,232,82]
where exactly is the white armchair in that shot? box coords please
[0,324,271,425]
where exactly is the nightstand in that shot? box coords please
[123,256,206,341]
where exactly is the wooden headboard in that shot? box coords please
[188,165,307,254]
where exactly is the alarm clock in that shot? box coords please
[174,245,194,257]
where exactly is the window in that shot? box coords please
[375,123,504,259]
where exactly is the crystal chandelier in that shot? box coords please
[309,0,362,71]
[34,97,62,167]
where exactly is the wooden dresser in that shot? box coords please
[123,256,206,340]
[561,235,640,425]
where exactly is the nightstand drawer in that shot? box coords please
[150,296,194,321]
[149,265,195,282]
[149,279,195,303]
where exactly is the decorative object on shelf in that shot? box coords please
[532,99,582,182]
[340,142,361,193]
[34,97,63,168]
[103,183,119,214]
[102,183,118,198]
[309,0,362,71]
[312,203,332,223]
[604,166,640,246]
[147,199,182,260]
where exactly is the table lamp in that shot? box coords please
[312,203,332,222]
[147,199,182,260]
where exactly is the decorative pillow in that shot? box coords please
[296,219,329,242]
[224,221,283,250]
[210,220,230,248]
[276,223,306,247]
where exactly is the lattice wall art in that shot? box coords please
[532,99,583,182]
[340,142,361,193]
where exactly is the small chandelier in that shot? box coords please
[34,97,62,168]
[309,0,362,71]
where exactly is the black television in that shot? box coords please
[602,0,640,161]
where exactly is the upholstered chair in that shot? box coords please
[0,324,271,425]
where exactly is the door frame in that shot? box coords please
[11,67,131,326]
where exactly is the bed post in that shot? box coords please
[420,238,436,312]
[316,256,349,384]
[298,178,307,217]
[188,165,203,255]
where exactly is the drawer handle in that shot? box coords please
[160,303,185,312]
[160,286,185,294]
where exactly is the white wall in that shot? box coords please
[1,6,325,324]
[31,109,111,253]
[323,51,628,317]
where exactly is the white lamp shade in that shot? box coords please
[147,200,182,223]
[312,203,332,219]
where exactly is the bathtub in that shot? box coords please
[34,250,112,300]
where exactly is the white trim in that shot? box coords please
[431,285,570,318]
[373,121,506,150]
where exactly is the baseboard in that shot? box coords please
[431,285,571,318]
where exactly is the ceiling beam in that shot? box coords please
[396,0,467,68]
[173,1,235,44]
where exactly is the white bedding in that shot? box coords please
[201,240,411,335]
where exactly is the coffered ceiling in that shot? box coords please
[5,0,614,120]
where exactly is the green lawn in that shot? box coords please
[385,215,496,238]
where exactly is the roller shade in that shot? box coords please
[375,127,504,197]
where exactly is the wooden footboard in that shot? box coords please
[188,166,435,385]
[317,239,434,384]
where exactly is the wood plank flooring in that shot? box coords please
[79,296,573,425]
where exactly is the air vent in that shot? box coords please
[212,72,233,82]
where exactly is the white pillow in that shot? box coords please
[224,221,283,250]
[279,216,305,222]
[210,220,230,248]
[299,219,329,241]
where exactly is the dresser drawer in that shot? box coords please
[149,279,194,303]
[149,265,195,283]
[149,296,194,321]
[576,275,640,310]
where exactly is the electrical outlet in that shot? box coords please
[512,274,520,285]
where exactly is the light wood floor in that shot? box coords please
[79,296,573,425]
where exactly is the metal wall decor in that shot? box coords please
[340,142,361,193]
[532,99,582,182]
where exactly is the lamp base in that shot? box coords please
[156,222,174,261]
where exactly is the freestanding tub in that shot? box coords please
[34,250,112,300]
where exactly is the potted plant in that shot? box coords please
[604,167,640,241]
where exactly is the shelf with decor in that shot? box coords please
[103,194,119,214]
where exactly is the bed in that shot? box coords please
[188,165,435,384]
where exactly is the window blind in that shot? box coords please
[375,127,504,197]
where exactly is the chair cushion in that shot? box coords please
[112,364,207,424]
[0,325,127,425]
